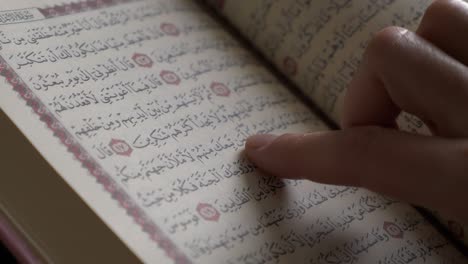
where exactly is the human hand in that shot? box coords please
[245,0,468,222]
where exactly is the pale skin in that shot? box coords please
[245,0,468,223]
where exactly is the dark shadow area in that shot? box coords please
[0,242,17,264]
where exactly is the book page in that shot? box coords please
[209,0,468,250]
[210,0,433,122]
[0,0,465,263]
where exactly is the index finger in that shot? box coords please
[245,128,468,221]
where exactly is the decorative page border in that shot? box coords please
[0,1,190,263]
[38,0,137,18]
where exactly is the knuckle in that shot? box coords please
[365,26,410,66]
[425,0,456,22]
[419,0,456,34]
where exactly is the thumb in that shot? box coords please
[245,127,468,221]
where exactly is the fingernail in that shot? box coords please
[395,27,409,35]
[245,134,278,150]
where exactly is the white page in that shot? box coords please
[211,0,468,249]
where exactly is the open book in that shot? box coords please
[0,0,467,263]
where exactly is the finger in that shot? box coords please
[417,0,468,66]
[341,50,400,129]
[342,27,468,137]
[245,128,468,221]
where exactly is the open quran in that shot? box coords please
[0,0,467,263]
